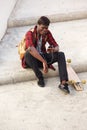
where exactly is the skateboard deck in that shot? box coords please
[66,59,86,91]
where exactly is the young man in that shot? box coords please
[22,16,70,93]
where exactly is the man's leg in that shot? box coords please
[24,51,45,87]
[44,52,68,81]
[44,52,70,93]
[55,52,68,83]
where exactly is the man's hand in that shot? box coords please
[43,61,48,73]
[47,46,59,53]
[47,48,55,53]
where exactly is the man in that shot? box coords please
[22,16,70,93]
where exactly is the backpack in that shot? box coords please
[18,28,35,60]
[18,36,26,60]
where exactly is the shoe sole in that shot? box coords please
[38,82,45,87]
[59,86,70,94]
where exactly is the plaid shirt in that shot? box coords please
[22,26,58,68]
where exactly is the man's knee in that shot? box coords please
[58,51,65,57]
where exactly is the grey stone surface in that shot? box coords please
[0,1,87,129]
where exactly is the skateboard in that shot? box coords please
[66,59,86,91]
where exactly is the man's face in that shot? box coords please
[37,24,48,35]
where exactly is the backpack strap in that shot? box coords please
[29,28,37,44]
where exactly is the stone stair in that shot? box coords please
[8,0,87,27]
[0,0,87,85]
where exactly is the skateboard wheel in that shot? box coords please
[71,80,75,84]
[67,59,71,63]
[68,81,71,84]
[81,80,86,84]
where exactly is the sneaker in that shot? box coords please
[58,83,70,93]
[38,78,45,87]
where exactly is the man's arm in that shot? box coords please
[47,30,60,52]
[25,31,48,73]
[54,46,59,52]
[28,46,48,73]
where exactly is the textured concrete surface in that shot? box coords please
[0,0,17,40]
[0,73,87,130]
[0,1,87,129]
[8,0,87,27]
[0,19,87,85]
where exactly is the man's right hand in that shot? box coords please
[28,46,48,73]
[43,61,48,74]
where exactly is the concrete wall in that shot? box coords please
[0,0,18,41]
[8,0,87,27]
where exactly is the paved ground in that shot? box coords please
[0,73,87,130]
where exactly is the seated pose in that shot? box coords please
[21,16,70,93]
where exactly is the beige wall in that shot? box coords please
[0,0,17,41]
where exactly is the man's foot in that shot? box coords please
[58,83,70,94]
[38,78,45,87]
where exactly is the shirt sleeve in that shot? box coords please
[25,31,34,49]
[47,30,59,47]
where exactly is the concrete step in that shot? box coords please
[0,19,87,85]
[8,0,87,27]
